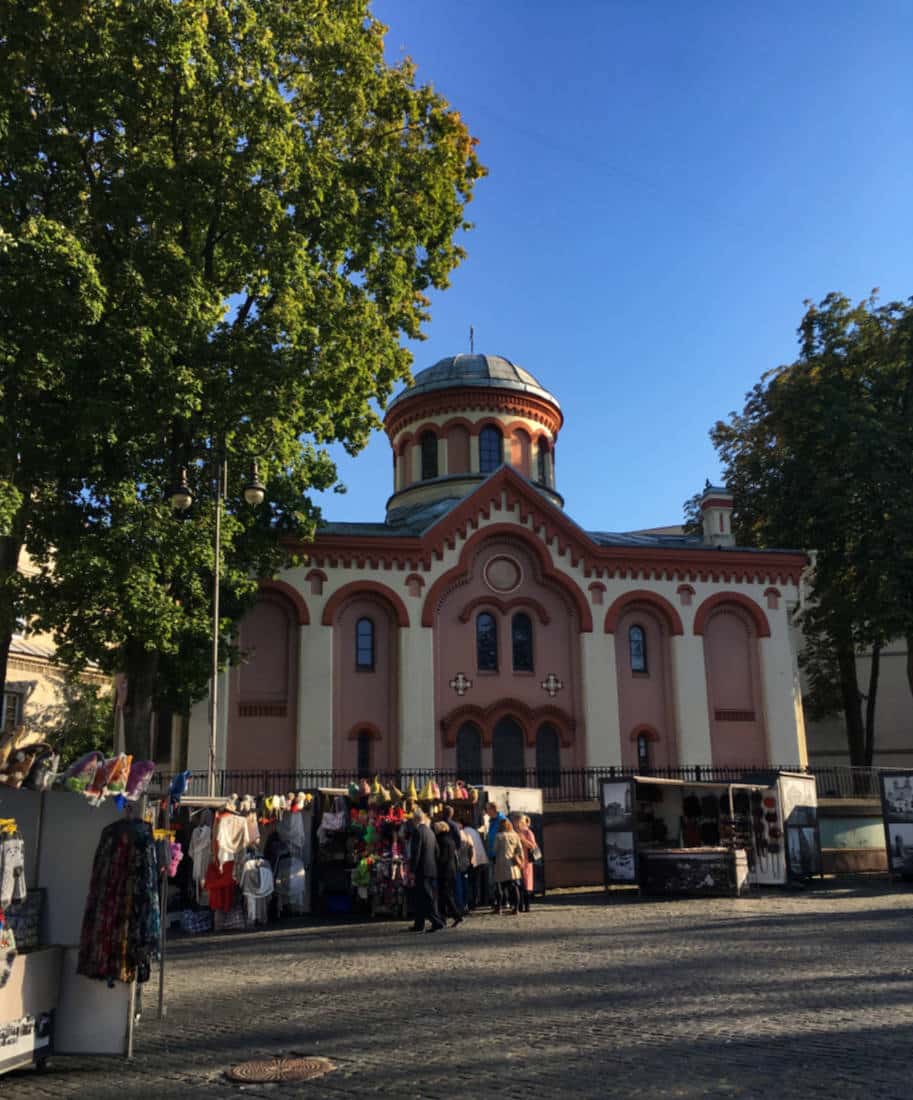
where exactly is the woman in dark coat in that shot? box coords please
[433,821,463,927]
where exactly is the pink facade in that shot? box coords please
[227,591,297,772]
[702,605,767,766]
[613,603,677,769]
[331,593,399,773]
[431,535,584,778]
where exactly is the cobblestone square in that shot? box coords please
[9,882,913,1099]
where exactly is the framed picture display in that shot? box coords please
[599,779,637,887]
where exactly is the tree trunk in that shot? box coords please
[863,642,881,767]
[121,640,160,759]
[836,638,866,766]
[0,532,24,710]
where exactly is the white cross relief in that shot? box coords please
[541,673,564,697]
[449,672,473,696]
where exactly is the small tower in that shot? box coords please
[700,485,735,547]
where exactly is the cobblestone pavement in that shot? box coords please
[8,880,913,1099]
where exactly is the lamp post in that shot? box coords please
[171,459,266,797]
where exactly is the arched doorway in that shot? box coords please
[456,722,483,784]
[492,716,525,786]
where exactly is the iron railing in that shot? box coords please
[150,764,898,803]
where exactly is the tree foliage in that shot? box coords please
[707,293,913,764]
[0,0,484,754]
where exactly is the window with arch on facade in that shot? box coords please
[511,612,534,672]
[628,624,647,673]
[456,722,483,784]
[636,732,652,772]
[537,438,550,485]
[355,617,375,670]
[536,723,561,788]
[420,431,438,480]
[479,425,503,474]
[357,730,372,775]
[476,612,498,671]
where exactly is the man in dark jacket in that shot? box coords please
[408,810,444,933]
[433,821,464,927]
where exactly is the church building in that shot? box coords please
[186,354,809,781]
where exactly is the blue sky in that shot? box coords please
[312,0,913,533]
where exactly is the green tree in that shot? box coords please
[0,0,484,755]
[706,293,913,765]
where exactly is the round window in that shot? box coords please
[484,555,522,593]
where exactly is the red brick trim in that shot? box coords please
[693,592,770,638]
[321,581,410,628]
[440,700,575,748]
[384,388,563,440]
[457,595,551,625]
[421,521,593,632]
[629,723,662,742]
[604,589,684,636]
[259,579,310,625]
[346,722,383,741]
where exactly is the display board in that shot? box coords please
[599,779,637,886]
[779,772,821,880]
[879,772,913,878]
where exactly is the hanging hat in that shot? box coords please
[430,780,441,800]
[348,782,359,798]
[372,775,382,796]
[407,778,418,800]
[389,783,404,801]
[417,779,434,801]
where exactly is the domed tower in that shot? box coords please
[383,353,564,522]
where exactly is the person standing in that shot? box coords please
[484,801,507,912]
[408,810,444,933]
[493,819,523,916]
[462,821,488,909]
[513,813,538,913]
[442,806,467,913]
[433,821,463,927]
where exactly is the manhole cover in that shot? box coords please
[227,1056,337,1083]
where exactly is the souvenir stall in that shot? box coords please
[600,771,821,897]
[878,772,913,881]
[0,751,159,1076]
[313,778,480,918]
[167,790,315,935]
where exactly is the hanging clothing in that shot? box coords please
[77,819,160,985]
[188,825,212,904]
[0,837,26,909]
[214,813,248,869]
[278,810,306,859]
[204,860,236,912]
[239,858,274,924]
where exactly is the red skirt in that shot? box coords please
[204,861,236,912]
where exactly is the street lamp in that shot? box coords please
[170,457,266,797]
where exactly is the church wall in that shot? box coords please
[193,477,806,780]
[702,606,767,766]
[613,604,677,768]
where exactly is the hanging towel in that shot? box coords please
[188,825,212,903]
[0,837,26,909]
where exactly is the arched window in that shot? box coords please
[420,431,438,480]
[479,426,503,474]
[356,617,375,670]
[476,612,498,671]
[636,732,651,772]
[492,716,525,786]
[629,624,647,673]
[456,722,483,784]
[536,723,561,789]
[537,439,550,485]
[511,612,534,672]
[357,730,372,775]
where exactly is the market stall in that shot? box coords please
[0,782,158,1074]
[600,771,820,897]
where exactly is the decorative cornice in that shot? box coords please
[285,466,808,591]
[384,388,563,441]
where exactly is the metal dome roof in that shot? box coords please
[386,353,560,411]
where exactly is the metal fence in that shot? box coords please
[152,763,894,803]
